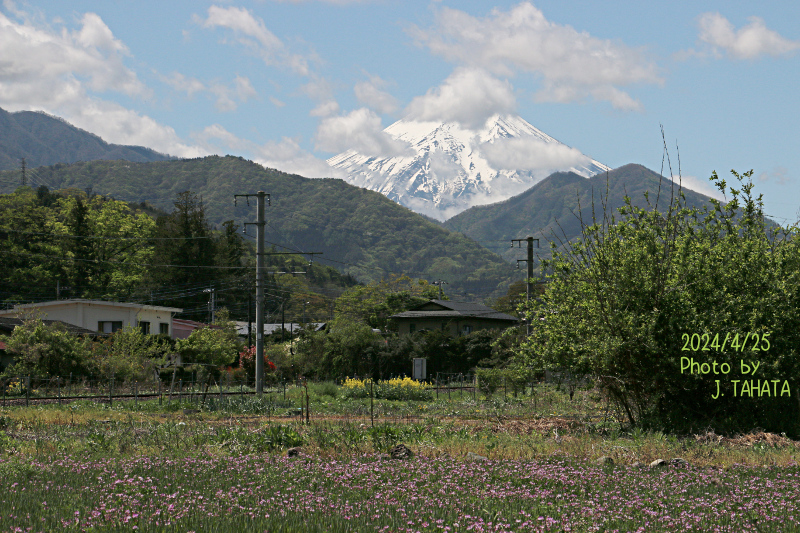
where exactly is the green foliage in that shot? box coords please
[336,275,439,330]
[52,194,156,298]
[4,317,93,378]
[515,168,800,436]
[475,367,533,398]
[92,326,171,382]
[176,309,240,379]
[0,188,155,302]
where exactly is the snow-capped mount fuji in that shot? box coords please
[327,114,610,221]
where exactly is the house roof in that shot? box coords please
[0,299,182,314]
[390,300,518,322]
[173,319,221,330]
[0,316,101,336]
[234,321,327,336]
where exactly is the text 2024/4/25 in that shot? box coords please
[680,332,791,400]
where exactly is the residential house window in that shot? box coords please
[98,321,123,334]
[139,321,150,334]
[462,325,473,335]
[159,323,169,335]
[409,323,416,333]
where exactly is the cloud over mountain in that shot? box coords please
[407,2,661,111]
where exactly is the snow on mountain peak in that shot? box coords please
[327,114,610,221]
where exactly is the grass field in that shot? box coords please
[0,381,798,532]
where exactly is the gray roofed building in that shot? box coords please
[234,321,327,340]
[390,300,518,336]
[0,316,101,337]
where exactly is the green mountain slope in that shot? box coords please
[0,156,515,299]
[444,163,719,263]
[0,107,172,173]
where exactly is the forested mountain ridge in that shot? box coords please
[0,107,172,172]
[444,163,721,263]
[0,156,515,299]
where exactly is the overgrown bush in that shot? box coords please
[515,168,800,436]
[4,317,93,378]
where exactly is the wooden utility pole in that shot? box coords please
[512,236,539,335]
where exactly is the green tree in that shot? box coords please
[514,169,800,436]
[4,318,93,378]
[93,326,171,382]
[151,191,216,286]
[176,309,240,383]
[0,187,64,300]
[335,275,439,331]
[53,194,156,299]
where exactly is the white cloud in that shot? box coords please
[480,137,590,171]
[270,0,376,4]
[354,75,398,114]
[163,72,206,98]
[269,96,286,108]
[65,99,206,157]
[197,5,313,75]
[758,166,791,185]
[309,100,340,117]
[404,67,516,128]
[697,13,800,60]
[408,2,661,111]
[300,75,341,117]
[666,173,725,201]
[0,7,205,157]
[315,108,411,157]
[163,72,257,112]
[196,124,345,178]
[210,75,258,111]
[0,9,149,101]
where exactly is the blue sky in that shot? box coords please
[1,0,799,224]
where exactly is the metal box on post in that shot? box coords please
[413,358,427,381]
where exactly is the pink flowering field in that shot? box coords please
[1,452,799,532]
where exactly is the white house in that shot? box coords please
[0,299,183,336]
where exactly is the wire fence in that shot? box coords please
[0,374,294,408]
[0,372,605,428]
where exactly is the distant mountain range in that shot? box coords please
[328,114,609,221]
[0,156,517,299]
[0,106,728,301]
[0,107,172,174]
[444,163,719,263]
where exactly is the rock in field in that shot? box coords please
[287,447,301,457]
[390,444,414,460]
[649,459,667,468]
[466,452,488,461]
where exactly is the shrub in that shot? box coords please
[341,377,432,401]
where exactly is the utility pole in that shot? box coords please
[512,236,539,335]
[247,292,252,350]
[432,279,448,300]
[236,191,270,394]
[203,288,216,323]
[236,190,323,394]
